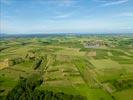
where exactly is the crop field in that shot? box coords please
[0,34,133,100]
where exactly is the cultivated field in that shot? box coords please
[0,34,133,100]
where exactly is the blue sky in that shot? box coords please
[0,0,133,34]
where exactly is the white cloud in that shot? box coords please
[100,0,129,7]
[93,0,129,7]
[54,12,73,18]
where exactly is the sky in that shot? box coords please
[0,0,133,34]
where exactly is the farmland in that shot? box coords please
[0,34,133,100]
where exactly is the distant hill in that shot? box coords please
[0,33,133,38]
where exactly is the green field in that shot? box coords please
[0,34,133,100]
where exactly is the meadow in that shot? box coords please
[0,34,133,100]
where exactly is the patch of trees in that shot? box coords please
[112,79,133,91]
[41,41,51,45]
[5,75,43,100]
[33,55,48,71]
[39,39,59,45]
[8,57,24,66]
[26,50,36,60]
[20,42,31,46]
[4,75,87,100]
[33,58,42,70]
[0,46,10,52]
[118,39,133,47]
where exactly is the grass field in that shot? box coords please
[0,34,133,100]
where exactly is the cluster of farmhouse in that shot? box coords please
[84,40,106,48]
